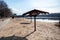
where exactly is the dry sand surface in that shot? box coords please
[0,18,60,40]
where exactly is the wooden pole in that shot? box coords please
[34,16,36,31]
[30,16,32,23]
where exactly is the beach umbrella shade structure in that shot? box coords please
[22,9,49,31]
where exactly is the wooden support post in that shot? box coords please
[34,16,36,31]
[30,16,32,23]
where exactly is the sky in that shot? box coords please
[4,0,60,15]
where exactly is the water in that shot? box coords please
[26,17,59,22]
[33,19,59,22]
[16,17,60,22]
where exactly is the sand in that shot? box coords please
[0,18,60,40]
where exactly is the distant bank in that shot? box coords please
[14,13,60,20]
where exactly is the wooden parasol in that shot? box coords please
[22,9,49,31]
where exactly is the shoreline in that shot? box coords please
[30,19,59,22]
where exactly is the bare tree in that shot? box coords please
[0,0,12,18]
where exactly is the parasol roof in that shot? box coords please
[22,9,49,16]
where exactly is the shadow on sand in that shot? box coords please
[0,35,28,40]
[0,25,36,40]
[20,22,30,24]
[0,30,36,40]
[24,30,36,37]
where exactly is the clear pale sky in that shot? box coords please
[4,0,60,15]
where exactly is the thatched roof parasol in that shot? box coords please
[22,9,49,31]
[22,9,49,16]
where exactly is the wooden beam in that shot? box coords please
[34,16,36,31]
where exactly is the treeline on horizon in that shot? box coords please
[0,0,12,18]
[16,13,60,17]
[14,13,60,20]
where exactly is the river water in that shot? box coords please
[26,17,59,22]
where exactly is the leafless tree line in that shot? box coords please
[0,0,12,18]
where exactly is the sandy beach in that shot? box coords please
[0,18,60,40]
